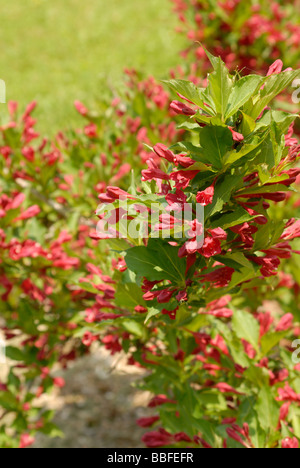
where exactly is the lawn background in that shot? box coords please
[0,0,184,134]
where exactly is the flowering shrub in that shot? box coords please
[93,54,300,448]
[0,1,300,449]
[172,0,300,74]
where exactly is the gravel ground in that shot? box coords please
[34,349,152,448]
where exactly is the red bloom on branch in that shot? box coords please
[74,100,88,116]
[170,100,196,116]
[165,189,187,212]
[153,143,176,163]
[13,205,40,222]
[281,219,300,241]
[275,313,294,332]
[281,437,299,449]
[84,123,97,138]
[267,59,283,76]
[196,186,214,206]
[137,416,160,428]
[199,237,222,258]
[142,428,173,448]
[229,127,244,142]
[170,170,199,189]
[142,159,170,182]
[148,394,177,407]
[19,434,35,449]
[157,289,175,303]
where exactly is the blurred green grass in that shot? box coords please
[0,0,184,134]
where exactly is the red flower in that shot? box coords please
[201,267,234,288]
[208,227,227,240]
[199,237,222,258]
[82,331,98,347]
[157,289,175,303]
[9,193,25,210]
[174,154,195,167]
[142,428,173,448]
[249,255,280,277]
[257,311,273,338]
[170,170,199,189]
[281,437,299,449]
[174,432,192,443]
[134,305,148,314]
[203,307,233,318]
[19,434,35,449]
[275,313,294,332]
[13,205,40,222]
[281,219,300,241]
[215,382,242,395]
[112,163,131,181]
[142,159,170,182]
[8,101,18,117]
[53,377,65,388]
[137,416,160,428]
[267,59,283,76]
[22,146,35,162]
[166,189,187,212]
[226,428,247,447]
[229,127,244,142]
[22,101,37,120]
[153,143,175,163]
[74,100,88,116]
[279,402,291,424]
[277,383,300,403]
[102,334,122,355]
[196,186,214,206]
[148,394,176,407]
[162,307,178,320]
[170,100,196,116]
[84,123,97,138]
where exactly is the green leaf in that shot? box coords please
[240,112,256,136]
[5,346,25,362]
[205,174,243,218]
[40,423,64,439]
[216,252,256,271]
[144,307,160,324]
[259,121,285,169]
[115,283,146,309]
[0,392,18,411]
[122,319,146,339]
[248,70,300,120]
[171,141,211,164]
[163,79,206,108]
[125,239,186,284]
[209,207,252,229]
[232,309,260,350]
[260,331,287,355]
[256,110,299,134]
[225,75,265,120]
[255,386,279,433]
[229,266,258,291]
[199,125,233,169]
[223,130,269,167]
[244,365,269,387]
[205,57,233,118]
